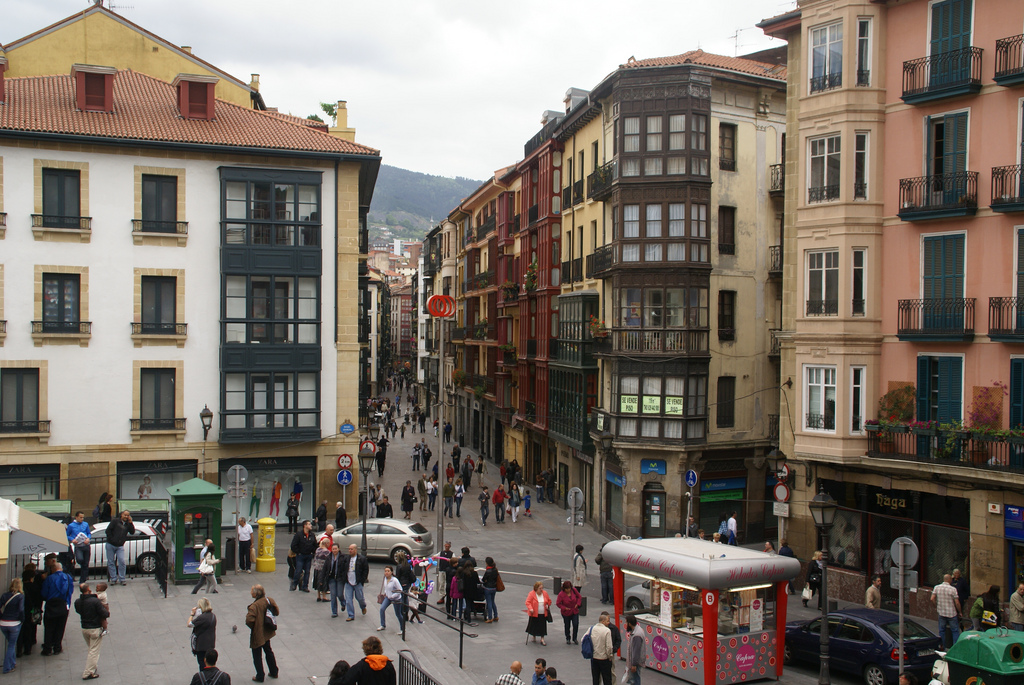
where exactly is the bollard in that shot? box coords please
[553,576,562,595]
[255,516,277,573]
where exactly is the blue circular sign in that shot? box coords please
[685,470,699,488]
[337,469,353,486]
[339,423,356,435]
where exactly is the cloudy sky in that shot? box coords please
[4,0,793,180]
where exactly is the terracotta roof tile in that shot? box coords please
[0,70,378,157]
[259,109,330,132]
[622,49,786,81]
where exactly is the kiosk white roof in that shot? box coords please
[602,538,802,589]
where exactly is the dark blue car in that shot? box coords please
[784,607,941,685]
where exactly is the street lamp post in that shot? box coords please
[199,405,214,479]
[359,422,382,557]
[808,485,838,685]
[766,448,787,546]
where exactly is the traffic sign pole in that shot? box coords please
[684,471,698,536]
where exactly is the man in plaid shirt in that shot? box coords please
[495,661,526,685]
[931,573,962,648]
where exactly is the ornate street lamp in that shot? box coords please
[199,405,214,478]
[358,444,377,556]
[808,485,838,685]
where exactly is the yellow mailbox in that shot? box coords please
[255,516,277,573]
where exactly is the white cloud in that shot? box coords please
[3,0,791,179]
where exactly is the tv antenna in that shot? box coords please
[92,0,135,12]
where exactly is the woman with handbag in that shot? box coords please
[191,540,220,595]
[980,585,1002,630]
[0,579,25,674]
[459,561,481,622]
[803,551,823,608]
[377,566,404,634]
[509,483,523,523]
[555,580,582,645]
[525,580,552,646]
[187,596,217,671]
[245,584,279,682]
[481,557,501,623]
[312,537,332,603]
[17,563,42,658]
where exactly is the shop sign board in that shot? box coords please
[1006,506,1024,542]
[620,395,638,413]
[640,460,667,475]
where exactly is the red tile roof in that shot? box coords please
[260,109,330,132]
[622,49,787,81]
[0,70,378,157]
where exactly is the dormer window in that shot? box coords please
[71,64,115,113]
[172,74,218,121]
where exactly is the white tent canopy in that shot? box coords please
[0,498,70,561]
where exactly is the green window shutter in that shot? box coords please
[943,113,968,176]
[1011,359,1024,429]
[917,356,931,422]
[936,356,963,423]
[1018,230,1024,301]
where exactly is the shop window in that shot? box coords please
[0,369,39,432]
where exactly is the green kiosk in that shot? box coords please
[167,478,226,585]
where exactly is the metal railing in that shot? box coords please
[805,299,838,316]
[897,298,975,337]
[856,69,870,86]
[989,297,1024,337]
[468,270,494,291]
[806,412,836,430]
[512,214,521,234]
[588,160,617,199]
[0,212,6,227]
[902,46,983,100]
[469,374,495,395]
[810,72,842,93]
[898,171,978,216]
[130,418,186,431]
[32,320,91,334]
[478,215,496,239]
[131,322,187,335]
[768,245,782,275]
[526,339,537,358]
[131,219,188,235]
[0,320,5,334]
[525,401,537,421]
[768,414,780,443]
[808,185,839,203]
[719,158,736,172]
[854,182,868,200]
[591,244,615,277]
[769,164,784,194]
[613,328,709,354]
[572,180,584,205]
[867,428,1024,474]
[996,34,1024,81]
[31,214,91,230]
[0,420,51,434]
[769,329,781,356]
[992,164,1024,207]
[562,186,572,210]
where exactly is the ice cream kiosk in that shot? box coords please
[167,478,226,585]
[603,538,801,684]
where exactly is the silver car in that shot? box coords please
[333,518,433,562]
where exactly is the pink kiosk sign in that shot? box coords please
[603,538,801,685]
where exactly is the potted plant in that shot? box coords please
[473,384,486,399]
[500,280,520,300]
[588,314,609,338]
[877,384,916,435]
[524,258,538,292]
[452,369,468,387]
[967,382,1007,464]
[909,420,938,436]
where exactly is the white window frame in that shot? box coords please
[809,20,843,94]
[808,134,841,203]
[850,365,866,434]
[854,131,869,200]
[856,18,872,86]
[804,364,837,433]
[806,249,839,315]
[852,248,866,316]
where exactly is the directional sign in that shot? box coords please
[773,481,791,503]
[337,469,353,486]
[337,454,353,469]
[685,470,699,488]
[339,422,356,435]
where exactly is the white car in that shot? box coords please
[625,581,652,612]
[74,522,160,574]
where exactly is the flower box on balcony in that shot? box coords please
[865,423,880,433]
[912,427,937,437]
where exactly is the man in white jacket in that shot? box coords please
[589,612,614,685]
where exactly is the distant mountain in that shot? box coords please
[368,165,482,243]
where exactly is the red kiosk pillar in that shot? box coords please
[775,580,789,678]
[701,588,719,685]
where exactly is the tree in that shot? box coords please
[319,102,337,125]
[307,113,324,123]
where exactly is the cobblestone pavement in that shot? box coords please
[5,419,936,684]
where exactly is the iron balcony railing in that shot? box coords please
[130,418,186,431]
[991,165,1024,208]
[588,160,617,199]
[571,258,582,282]
[769,329,781,357]
[768,414,780,443]
[584,254,597,279]
[32,320,91,334]
[131,322,187,335]
[769,164,784,195]
[994,34,1024,82]
[805,412,836,430]
[809,71,842,93]
[562,186,572,210]
[131,219,188,235]
[0,420,51,434]
[867,428,1024,474]
[572,180,584,206]
[719,158,736,172]
[856,70,870,87]
[526,339,537,358]
[32,214,91,230]
[548,338,559,359]
[805,299,838,316]
[525,401,537,422]
[591,244,615,277]
[0,320,5,334]
[902,46,983,101]
[451,327,466,340]
[0,212,7,227]
[469,374,495,395]
[989,297,1024,338]
[479,215,496,239]
[897,298,975,338]
[808,185,840,203]
[613,328,709,354]
[468,270,494,291]
[898,171,978,217]
[502,350,518,366]
[512,214,521,234]
[561,261,571,284]
[768,245,782,275]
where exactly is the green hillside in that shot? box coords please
[369,165,482,243]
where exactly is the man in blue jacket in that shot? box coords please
[40,561,74,656]
[66,511,92,584]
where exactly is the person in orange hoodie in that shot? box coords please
[342,635,395,685]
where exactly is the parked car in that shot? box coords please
[44,522,160,575]
[784,607,941,685]
[625,581,651,612]
[333,518,433,562]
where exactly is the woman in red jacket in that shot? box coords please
[555,580,582,645]
[524,581,552,646]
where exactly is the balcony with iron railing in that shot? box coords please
[902,46,983,104]
[988,297,1024,341]
[610,328,709,355]
[769,164,784,196]
[479,215,496,239]
[805,412,836,431]
[131,219,188,236]
[451,326,466,340]
[512,214,521,234]
[719,157,736,172]
[994,34,1024,86]
[768,245,782,277]
[810,71,842,94]
[590,244,615,278]
[469,374,495,395]
[562,186,572,211]
[897,298,975,341]
[866,426,1024,474]
[898,171,978,220]
[0,420,51,435]
[857,69,870,87]
[471,322,495,341]
[32,214,92,231]
[768,414,780,444]
[526,339,537,358]
[808,185,839,204]
[588,160,617,200]
[768,329,781,358]
[572,180,584,206]
[32,320,91,334]
[991,165,1024,213]
[130,418,186,432]
[467,270,495,291]
[131,322,188,336]
[805,299,838,317]
[524,400,537,422]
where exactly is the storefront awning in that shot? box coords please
[0,498,70,561]
[602,537,802,590]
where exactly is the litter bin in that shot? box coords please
[255,517,277,573]
[945,629,1024,685]
[222,536,236,572]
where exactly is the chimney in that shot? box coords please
[172,73,219,120]
[0,52,6,105]
[541,110,563,125]
[71,64,116,113]
[249,74,260,92]
[328,99,357,142]
[563,87,589,113]
[180,46,192,55]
